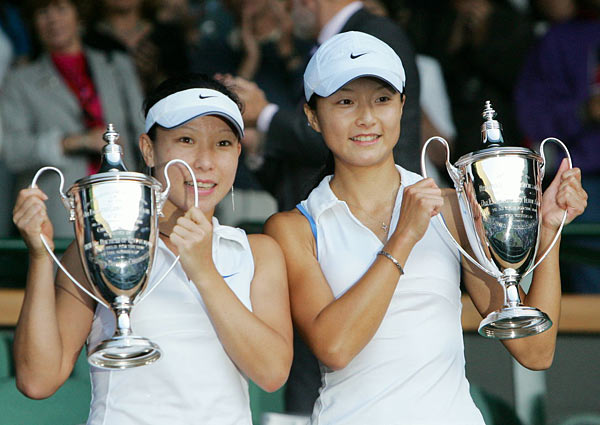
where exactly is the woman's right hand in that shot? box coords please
[13,188,54,255]
[393,178,443,246]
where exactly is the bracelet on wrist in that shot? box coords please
[377,250,404,275]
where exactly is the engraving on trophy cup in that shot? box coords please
[422,101,572,339]
[30,124,199,368]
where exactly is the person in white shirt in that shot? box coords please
[12,73,293,424]
[265,31,587,424]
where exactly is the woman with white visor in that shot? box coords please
[13,73,293,424]
[265,31,587,424]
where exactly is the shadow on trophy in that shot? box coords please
[31,124,198,369]
[422,101,572,339]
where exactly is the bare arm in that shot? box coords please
[265,179,443,370]
[170,208,292,392]
[13,188,95,399]
[456,160,587,369]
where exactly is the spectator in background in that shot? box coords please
[404,0,533,160]
[84,0,189,93]
[0,0,144,239]
[190,0,311,111]
[515,0,600,293]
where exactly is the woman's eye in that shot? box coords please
[179,137,193,144]
[217,140,233,147]
[376,96,390,103]
[337,99,353,105]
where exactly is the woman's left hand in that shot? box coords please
[170,207,215,278]
[541,158,588,231]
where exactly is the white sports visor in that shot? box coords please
[144,88,244,138]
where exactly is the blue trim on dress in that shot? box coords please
[296,203,318,255]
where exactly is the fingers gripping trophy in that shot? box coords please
[422,101,572,339]
[31,124,198,368]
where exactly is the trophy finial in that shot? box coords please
[481,100,504,147]
[99,123,128,173]
[482,101,496,121]
[103,123,120,145]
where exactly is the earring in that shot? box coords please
[231,186,235,212]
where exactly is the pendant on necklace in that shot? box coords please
[381,222,389,233]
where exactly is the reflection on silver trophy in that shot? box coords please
[421,101,572,339]
[32,124,197,368]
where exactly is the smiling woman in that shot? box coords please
[11,73,293,425]
[140,86,244,218]
[264,31,588,425]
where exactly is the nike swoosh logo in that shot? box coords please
[350,53,367,59]
[199,94,216,99]
[222,272,239,279]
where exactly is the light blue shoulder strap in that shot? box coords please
[296,203,318,255]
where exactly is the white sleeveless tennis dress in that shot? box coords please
[297,166,485,425]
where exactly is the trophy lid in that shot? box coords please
[455,145,541,167]
[70,124,161,191]
[454,101,542,167]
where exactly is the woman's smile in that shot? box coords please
[185,179,217,196]
[350,133,382,145]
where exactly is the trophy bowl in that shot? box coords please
[68,172,163,368]
[421,102,571,339]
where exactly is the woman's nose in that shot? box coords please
[355,104,376,128]
[192,149,215,171]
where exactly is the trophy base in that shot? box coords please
[88,336,161,370]
[478,306,552,339]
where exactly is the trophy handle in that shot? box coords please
[31,166,72,216]
[30,167,110,309]
[136,159,199,305]
[522,137,572,278]
[156,159,199,215]
[421,137,499,279]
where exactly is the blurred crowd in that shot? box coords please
[0,0,598,294]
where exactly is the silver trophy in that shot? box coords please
[421,101,571,339]
[31,124,198,368]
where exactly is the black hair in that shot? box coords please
[304,94,335,192]
[143,73,243,140]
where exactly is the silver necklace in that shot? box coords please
[346,202,392,235]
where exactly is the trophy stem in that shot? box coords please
[500,270,522,309]
[114,296,133,337]
[87,295,161,369]
[478,270,552,339]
